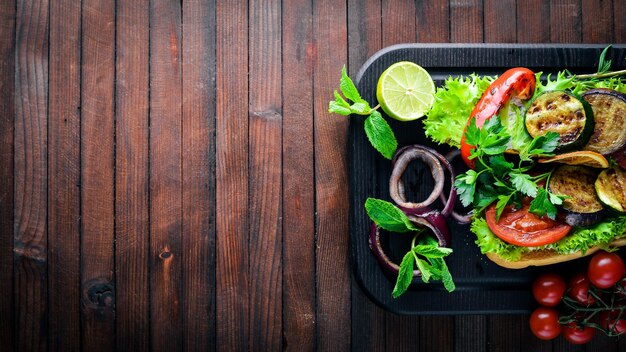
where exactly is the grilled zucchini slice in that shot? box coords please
[548,165,605,226]
[525,91,594,151]
[595,166,626,213]
[581,88,626,155]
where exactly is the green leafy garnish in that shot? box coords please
[392,235,455,298]
[329,66,397,159]
[365,198,417,233]
[454,117,563,220]
[365,198,455,298]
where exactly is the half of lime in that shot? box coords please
[376,61,435,121]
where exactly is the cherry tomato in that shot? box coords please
[588,251,626,289]
[485,201,572,247]
[562,322,595,344]
[460,67,536,168]
[533,273,566,306]
[529,307,561,340]
[568,272,596,306]
[599,310,626,335]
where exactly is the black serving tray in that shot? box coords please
[349,44,626,315]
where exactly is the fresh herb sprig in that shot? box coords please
[454,117,566,220]
[365,198,455,298]
[329,66,398,159]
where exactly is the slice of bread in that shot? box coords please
[485,238,626,269]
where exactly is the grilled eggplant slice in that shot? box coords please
[595,166,626,213]
[582,89,626,155]
[548,165,605,226]
[525,91,594,151]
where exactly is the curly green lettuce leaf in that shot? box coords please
[471,216,626,263]
[424,74,494,148]
[471,217,526,262]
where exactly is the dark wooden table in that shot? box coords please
[1,0,626,351]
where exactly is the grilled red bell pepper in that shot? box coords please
[460,67,537,168]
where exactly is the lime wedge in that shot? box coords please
[376,61,435,121]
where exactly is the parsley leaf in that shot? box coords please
[510,173,538,198]
[529,188,558,220]
[364,111,398,160]
[365,198,417,233]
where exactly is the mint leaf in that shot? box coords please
[392,251,415,299]
[365,198,417,233]
[340,66,363,103]
[431,257,455,292]
[530,188,558,219]
[328,101,352,115]
[364,111,398,160]
[510,173,538,198]
[412,245,453,258]
[415,258,432,283]
[350,102,371,115]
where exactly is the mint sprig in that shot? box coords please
[329,66,397,159]
[365,198,455,298]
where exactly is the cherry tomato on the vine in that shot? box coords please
[568,272,596,306]
[599,310,626,335]
[529,307,561,340]
[533,273,566,307]
[588,252,626,289]
[562,322,596,344]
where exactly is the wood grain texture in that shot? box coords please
[216,0,249,350]
[416,0,450,42]
[282,0,316,349]
[81,0,116,350]
[0,0,15,349]
[420,316,453,352]
[516,0,550,43]
[313,0,351,350]
[181,0,216,351]
[115,0,150,350]
[550,0,582,43]
[149,0,183,349]
[455,315,486,352]
[450,0,483,42]
[582,0,613,43]
[248,0,283,350]
[382,0,416,44]
[616,0,626,42]
[48,0,81,349]
[14,0,48,350]
[484,0,516,43]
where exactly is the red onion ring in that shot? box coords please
[369,223,421,277]
[442,149,473,224]
[389,146,445,211]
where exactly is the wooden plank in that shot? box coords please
[282,0,316,350]
[382,0,415,44]
[248,0,282,350]
[455,315,487,352]
[450,0,483,42]
[48,0,81,349]
[115,0,150,350]
[215,0,249,350]
[582,0,613,43]
[386,314,421,351]
[416,0,449,42]
[181,0,216,350]
[81,0,115,350]
[14,0,49,350]
[487,315,522,352]
[550,0,582,43]
[420,316,453,352]
[519,315,551,352]
[0,0,15,349]
[313,0,351,349]
[516,0,550,43]
[149,0,183,349]
[484,0,516,42]
[616,0,626,42]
